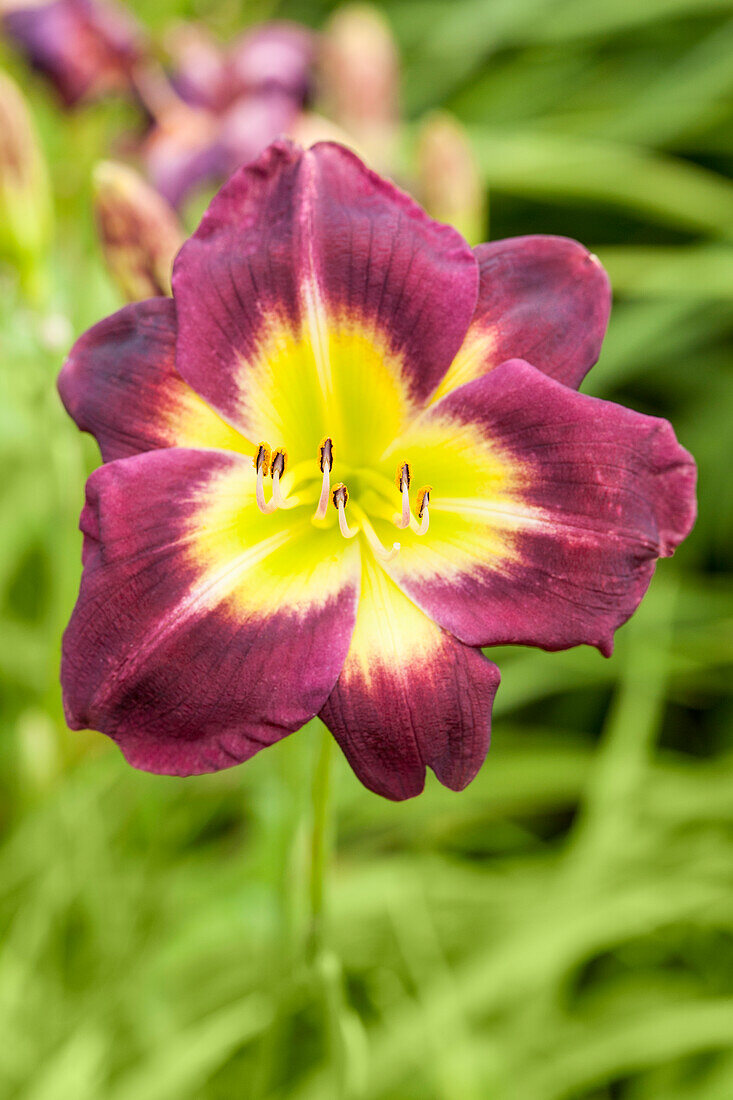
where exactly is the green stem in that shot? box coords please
[308,724,352,1096]
[309,722,333,958]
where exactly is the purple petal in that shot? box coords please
[172,139,478,435]
[58,299,245,461]
[320,558,499,800]
[62,448,360,775]
[387,359,696,656]
[434,236,611,400]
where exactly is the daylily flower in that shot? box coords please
[1,0,143,107]
[58,140,696,800]
[168,21,315,113]
[140,21,315,209]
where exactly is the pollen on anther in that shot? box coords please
[254,442,271,476]
[332,482,349,508]
[319,436,333,472]
[270,448,288,478]
[395,461,411,490]
[416,485,432,519]
[415,484,431,536]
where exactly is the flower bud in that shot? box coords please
[93,160,184,300]
[0,67,52,299]
[416,111,486,245]
[290,110,355,152]
[318,4,399,173]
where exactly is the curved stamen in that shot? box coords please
[332,483,358,539]
[314,436,334,520]
[270,448,288,509]
[394,461,412,529]
[415,485,432,536]
[254,442,276,514]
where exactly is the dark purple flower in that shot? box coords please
[58,140,696,800]
[2,0,143,107]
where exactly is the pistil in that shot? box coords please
[350,503,400,562]
[314,436,333,520]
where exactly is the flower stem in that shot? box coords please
[308,722,333,959]
[308,724,354,1096]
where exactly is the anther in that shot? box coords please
[254,441,276,514]
[254,442,271,476]
[270,448,288,508]
[415,485,432,536]
[314,436,333,520]
[394,461,412,529]
[332,482,357,539]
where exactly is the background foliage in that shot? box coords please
[1,0,733,1097]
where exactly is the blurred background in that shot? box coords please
[1,0,733,1097]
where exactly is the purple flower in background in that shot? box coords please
[2,0,143,107]
[141,21,315,208]
[58,140,696,800]
[169,21,314,112]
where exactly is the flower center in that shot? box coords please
[252,436,432,562]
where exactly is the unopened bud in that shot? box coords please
[16,709,61,795]
[318,4,399,173]
[290,110,355,152]
[416,111,486,245]
[0,68,52,301]
[93,160,184,300]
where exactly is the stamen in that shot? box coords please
[270,448,288,508]
[253,442,271,477]
[314,436,333,520]
[332,483,357,539]
[415,485,432,536]
[254,442,275,514]
[394,461,412,529]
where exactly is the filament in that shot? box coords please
[337,502,358,539]
[256,464,276,514]
[271,470,286,508]
[314,464,331,520]
[314,437,333,520]
[416,503,429,535]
